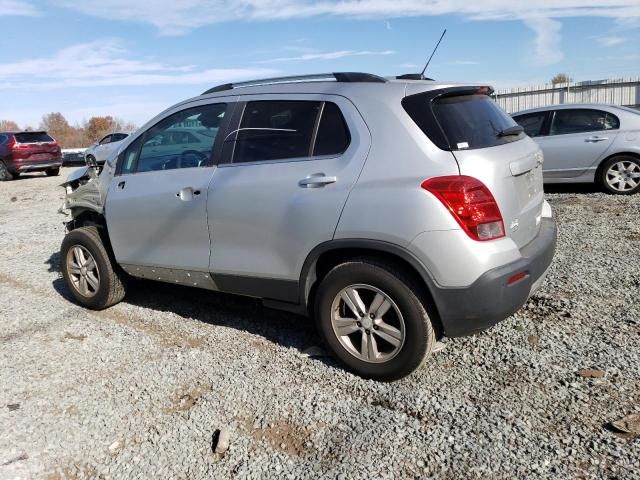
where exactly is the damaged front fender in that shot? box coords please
[58,166,104,223]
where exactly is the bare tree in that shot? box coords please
[0,120,20,131]
[551,73,572,85]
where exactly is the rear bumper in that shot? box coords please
[432,217,557,337]
[14,160,62,172]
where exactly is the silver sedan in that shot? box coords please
[513,104,640,194]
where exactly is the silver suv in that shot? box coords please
[59,72,557,380]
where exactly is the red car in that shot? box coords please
[0,131,62,181]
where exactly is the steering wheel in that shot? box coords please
[180,149,209,168]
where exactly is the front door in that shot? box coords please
[541,108,619,178]
[105,102,229,271]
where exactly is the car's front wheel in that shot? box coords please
[601,156,640,195]
[314,259,435,381]
[61,226,127,309]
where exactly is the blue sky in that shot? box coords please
[1,0,639,128]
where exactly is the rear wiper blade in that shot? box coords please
[497,125,524,137]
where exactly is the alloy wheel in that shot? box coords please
[66,245,100,297]
[330,284,406,363]
[606,160,640,192]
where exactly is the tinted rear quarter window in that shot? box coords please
[111,133,128,142]
[313,102,350,156]
[15,132,54,143]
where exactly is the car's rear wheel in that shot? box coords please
[61,226,127,309]
[85,155,96,167]
[0,161,14,181]
[314,259,435,381]
[600,156,640,195]
[46,167,60,177]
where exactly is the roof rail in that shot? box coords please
[201,72,387,95]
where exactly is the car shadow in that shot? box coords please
[46,252,335,369]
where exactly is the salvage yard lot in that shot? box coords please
[1,168,639,479]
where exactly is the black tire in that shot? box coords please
[60,226,127,309]
[85,155,96,167]
[314,259,435,381]
[599,155,640,195]
[0,161,14,181]
[45,167,60,177]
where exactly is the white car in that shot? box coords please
[84,132,129,165]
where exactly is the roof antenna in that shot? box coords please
[398,29,447,81]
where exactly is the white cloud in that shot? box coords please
[596,35,626,46]
[0,0,38,16]
[50,0,640,67]
[523,16,564,66]
[0,40,278,89]
[257,49,396,63]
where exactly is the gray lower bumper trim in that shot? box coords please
[432,217,558,337]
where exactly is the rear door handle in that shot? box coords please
[586,136,609,142]
[117,181,126,189]
[298,173,337,188]
[176,187,200,201]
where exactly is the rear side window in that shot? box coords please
[231,100,350,163]
[403,92,522,151]
[14,132,53,143]
[550,109,619,135]
[513,112,547,137]
[111,133,128,142]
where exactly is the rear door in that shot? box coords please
[105,101,230,271]
[429,92,544,248]
[207,95,370,284]
[541,108,619,178]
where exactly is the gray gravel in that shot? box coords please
[1,169,639,479]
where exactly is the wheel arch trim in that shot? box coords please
[299,239,439,309]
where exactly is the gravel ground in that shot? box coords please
[1,168,639,480]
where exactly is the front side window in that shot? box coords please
[121,103,226,174]
[230,100,350,164]
[550,109,619,136]
[99,135,111,145]
[514,112,547,137]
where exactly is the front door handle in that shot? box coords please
[585,136,609,143]
[117,181,126,189]
[176,187,200,201]
[298,173,337,188]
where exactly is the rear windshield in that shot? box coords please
[403,92,523,151]
[14,132,54,143]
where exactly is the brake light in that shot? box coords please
[421,175,505,241]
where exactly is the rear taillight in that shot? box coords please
[421,175,505,241]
